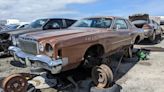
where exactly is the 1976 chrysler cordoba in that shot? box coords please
[9,16,143,88]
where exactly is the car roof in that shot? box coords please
[84,16,125,19]
[39,18,76,21]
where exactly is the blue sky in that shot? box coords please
[67,0,164,18]
[0,0,163,21]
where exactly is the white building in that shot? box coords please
[0,19,20,25]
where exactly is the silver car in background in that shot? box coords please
[129,14,162,43]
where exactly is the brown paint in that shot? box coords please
[21,16,142,71]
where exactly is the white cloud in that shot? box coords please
[0,0,96,21]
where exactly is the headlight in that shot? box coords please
[45,44,53,56]
[39,44,44,52]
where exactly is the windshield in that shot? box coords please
[29,19,48,28]
[72,18,112,28]
[132,20,148,24]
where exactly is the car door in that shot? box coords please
[112,18,132,49]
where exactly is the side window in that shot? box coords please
[44,19,63,29]
[114,19,128,29]
[65,19,76,27]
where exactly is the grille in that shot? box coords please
[18,38,38,55]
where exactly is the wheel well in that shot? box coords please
[135,36,140,44]
[84,44,105,58]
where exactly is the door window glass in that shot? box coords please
[114,19,128,29]
[44,19,63,29]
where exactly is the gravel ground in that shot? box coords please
[0,57,31,78]
[117,40,164,92]
[0,38,164,92]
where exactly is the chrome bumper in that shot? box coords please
[9,46,63,74]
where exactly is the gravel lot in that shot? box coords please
[118,40,164,92]
[0,38,164,92]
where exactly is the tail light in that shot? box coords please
[142,24,152,30]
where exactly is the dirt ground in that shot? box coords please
[0,38,164,92]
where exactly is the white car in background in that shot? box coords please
[129,14,162,43]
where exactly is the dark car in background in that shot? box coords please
[129,14,162,43]
[0,18,76,55]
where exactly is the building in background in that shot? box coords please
[0,19,20,25]
[0,19,29,31]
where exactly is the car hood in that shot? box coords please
[7,28,41,35]
[0,28,42,35]
[20,27,106,42]
[129,14,149,21]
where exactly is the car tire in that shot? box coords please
[91,64,113,88]
[149,31,156,43]
[124,45,133,58]
[158,31,162,41]
[151,31,162,44]
[156,32,162,44]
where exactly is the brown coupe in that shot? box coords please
[9,16,142,87]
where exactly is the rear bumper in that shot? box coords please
[9,46,63,74]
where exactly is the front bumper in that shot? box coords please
[9,46,63,74]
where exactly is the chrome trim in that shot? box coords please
[9,46,63,74]
[111,38,132,44]
[18,38,39,54]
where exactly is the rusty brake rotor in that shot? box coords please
[2,74,28,92]
[91,64,113,88]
